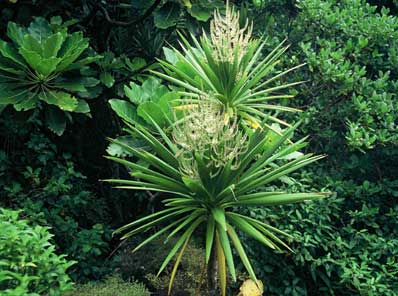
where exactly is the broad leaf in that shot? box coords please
[39,91,78,112]
[45,106,67,135]
[109,99,140,124]
[154,2,181,29]
[100,72,115,88]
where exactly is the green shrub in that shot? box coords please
[65,276,150,296]
[292,0,398,151]
[0,112,111,281]
[231,1,398,295]
[0,208,74,296]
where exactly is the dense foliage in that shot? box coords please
[1,0,397,295]
[244,0,398,295]
[0,208,74,295]
[0,112,112,281]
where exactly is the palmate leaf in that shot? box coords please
[7,22,27,46]
[27,17,52,42]
[137,94,175,128]
[99,71,114,88]
[14,93,39,111]
[0,85,28,106]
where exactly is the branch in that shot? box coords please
[99,0,161,27]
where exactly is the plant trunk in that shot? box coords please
[207,244,219,296]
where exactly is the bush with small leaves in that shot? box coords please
[0,208,74,296]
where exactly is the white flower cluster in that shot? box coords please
[172,100,247,178]
[209,2,253,64]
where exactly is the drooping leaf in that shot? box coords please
[74,99,90,114]
[45,106,66,136]
[13,93,39,111]
[168,235,191,296]
[227,224,257,283]
[39,91,78,112]
[205,216,215,263]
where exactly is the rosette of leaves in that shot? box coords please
[0,16,101,135]
[105,109,328,295]
[153,3,303,130]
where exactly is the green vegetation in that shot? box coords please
[112,236,206,295]
[0,17,101,135]
[0,115,112,281]
[106,108,326,295]
[0,208,74,295]
[0,0,397,295]
[105,7,327,295]
[65,276,150,296]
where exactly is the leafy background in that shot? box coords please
[0,0,397,295]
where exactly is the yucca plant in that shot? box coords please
[152,3,304,130]
[105,104,327,295]
[0,16,101,135]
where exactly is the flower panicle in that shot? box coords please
[209,1,253,64]
[172,97,248,179]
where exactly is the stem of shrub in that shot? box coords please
[207,244,219,296]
